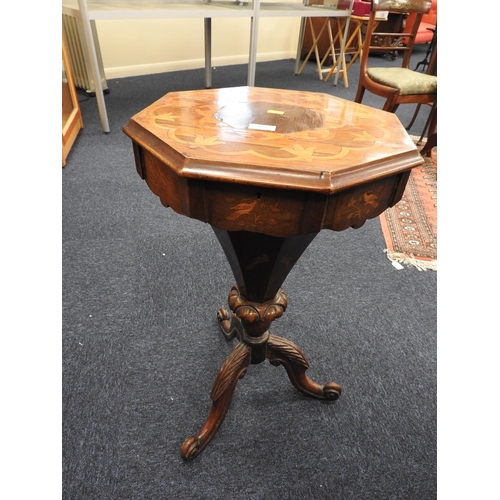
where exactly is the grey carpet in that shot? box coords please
[63,51,436,499]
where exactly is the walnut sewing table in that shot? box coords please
[123,86,423,461]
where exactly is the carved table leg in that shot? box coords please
[267,334,341,400]
[180,342,251,461]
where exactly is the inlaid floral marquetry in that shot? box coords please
[125,86,422,194]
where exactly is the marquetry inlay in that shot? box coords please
[126,86,420,193]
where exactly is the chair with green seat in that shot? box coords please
[354,0,437,113]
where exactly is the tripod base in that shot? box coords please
[180,286,341,461]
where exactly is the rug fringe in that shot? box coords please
[384,250,437,271]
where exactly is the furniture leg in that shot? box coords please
[77,0,110,133]
[418,101,437,149]
[318,20,335,72]
[296,18,329,78]
[267,334,341,400]
[312,20,328,80]
[333,14,352,86]
[324,18,354,87]
[181,341,251,461]
[419,105,437,157]
[204,18,212,88]
[420,132,436,157]
[406,103,422,131]
[319,20,346,85]
[247,7,260,87]
[294,17,307,74]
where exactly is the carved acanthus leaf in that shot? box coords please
[268,335,309,369]
[211,343,250,401]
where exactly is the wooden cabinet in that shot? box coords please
[62,36,83,167]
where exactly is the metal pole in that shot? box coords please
[204,18,212,88]
[77,0,110,133]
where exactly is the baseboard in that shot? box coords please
[104,51,297,79]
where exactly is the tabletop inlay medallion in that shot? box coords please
[213,101,325,133]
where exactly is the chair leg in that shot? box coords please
[354,85,365,104]
[417,102,436,145]
[427,104,437,136]
[383,101,399,113]
[381,89,401,112]
[406,104,422,131]
[420,132,437,157]
[419,103,437,157]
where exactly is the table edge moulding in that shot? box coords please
[122,86,423,461]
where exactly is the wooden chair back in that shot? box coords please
[361,0,432,70]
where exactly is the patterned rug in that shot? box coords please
[379,145,437,271]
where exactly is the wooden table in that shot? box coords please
[123,86,423,461]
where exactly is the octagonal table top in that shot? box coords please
[123,86,422,194]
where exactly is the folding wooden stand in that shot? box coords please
[62,36,83,167]
[295,17,349,86]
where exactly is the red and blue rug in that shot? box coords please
[379,146,437,271]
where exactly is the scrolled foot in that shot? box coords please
[323,382,342,400]
[180,436,202,461]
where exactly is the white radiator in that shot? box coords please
[62,14,108,94]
